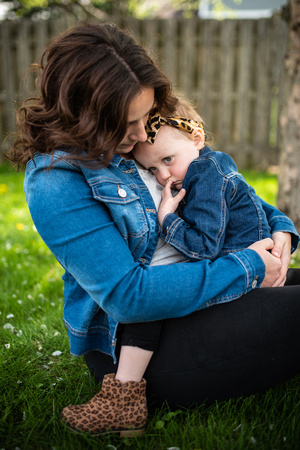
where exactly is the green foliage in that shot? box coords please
[1,164,300,448]
[0,0,245,20]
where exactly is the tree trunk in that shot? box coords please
[277,0,300,232]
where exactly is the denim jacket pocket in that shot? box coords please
[91,181,149,260]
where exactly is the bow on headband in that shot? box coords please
[145,107,204,144]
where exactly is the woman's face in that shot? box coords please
[116,87,155,155]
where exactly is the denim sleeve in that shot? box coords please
[24,159,266,324]
[260,199,299,253]
[160,160,230,261]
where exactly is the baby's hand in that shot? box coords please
[157,179,186,226]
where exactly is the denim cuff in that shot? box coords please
[231,249,266,291]
[160,212,182,240]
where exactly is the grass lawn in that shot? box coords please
[0,164,299,449]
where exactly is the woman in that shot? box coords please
[7,23,300,437]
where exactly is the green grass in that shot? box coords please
[1,164,300,449]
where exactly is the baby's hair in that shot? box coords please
[172,95,204,126]
[166,94,212,147]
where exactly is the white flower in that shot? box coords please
[5,343,10,349]
[17,300,23,304]
[6,314,14,319]
[3,323,14,332]
[52,350,62,356]
[16,330,23,337]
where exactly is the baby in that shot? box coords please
[133,102,272,261]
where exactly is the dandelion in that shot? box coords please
[0,183,8,195]
[52,350,62,356]
[16,223,24,230]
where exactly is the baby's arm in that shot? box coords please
[157,158,231,261]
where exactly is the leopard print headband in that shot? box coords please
[145,107,204,144]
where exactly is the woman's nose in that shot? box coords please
[129,120,147,142]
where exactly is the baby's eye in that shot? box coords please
[163,156,173,164]
[149,167,157,173]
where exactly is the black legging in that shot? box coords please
[84,269,300,410]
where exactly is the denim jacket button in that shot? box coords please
[251,277,258,289]
[118,188,127,198]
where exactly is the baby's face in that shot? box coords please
[133,126,200,189]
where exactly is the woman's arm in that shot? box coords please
[260,198,299,285]
[260,198,299,253]
[24,157,281,324]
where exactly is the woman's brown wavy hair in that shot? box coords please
[6,23,178,170]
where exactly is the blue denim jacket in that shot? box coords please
[161,147,272,261]
[24,151,299,361]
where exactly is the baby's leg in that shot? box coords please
[61,321,163,436]
[116,346,153,383]
[116,320,163,382]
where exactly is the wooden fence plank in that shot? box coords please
[218,20,236,147]
[1,21,15,136]
[160,19,177,84]
[234,20,253,168]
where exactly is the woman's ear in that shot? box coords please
[191,127,205,149]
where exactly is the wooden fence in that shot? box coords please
[0,13,288,169]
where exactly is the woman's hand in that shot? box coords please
[248,238,283,287]
[270,231,292,286]
[157,179,186,226]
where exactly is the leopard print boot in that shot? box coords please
[60,373,147,437]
